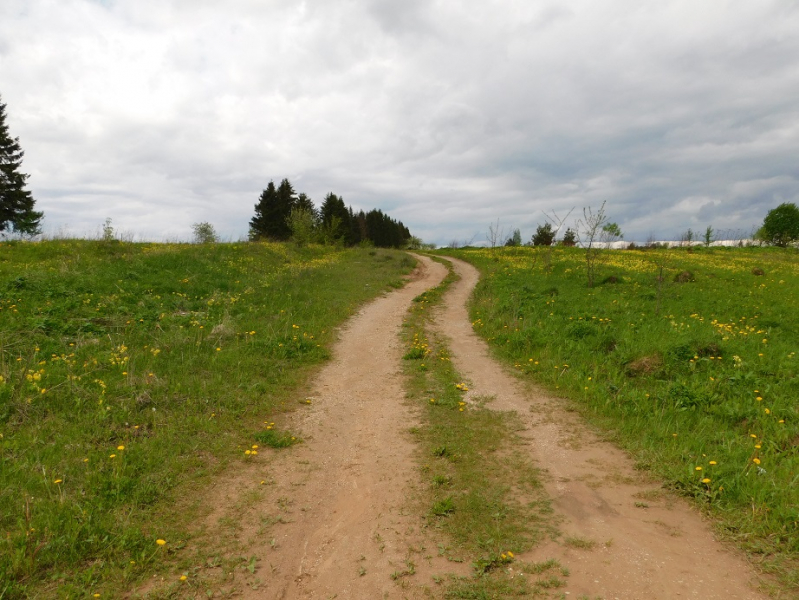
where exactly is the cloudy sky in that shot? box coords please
[2,0,799,245]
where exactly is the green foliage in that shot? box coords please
[0,95,43,236]
[191,221,218,244]
[443,245,799,590]
[601,222,623,242]
[504,229,522,247]
[531,223,555,246]
[250,179,410,248]
[761,202,799,247]
[561,228,577,247]
[0,240,414,596]
[286,206,317,246]
[249,179,296,241]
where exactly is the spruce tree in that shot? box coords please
[0,95,43,235]
[249,181,277,240]
[320,193,351,242]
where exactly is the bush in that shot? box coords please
[192,222,219,243]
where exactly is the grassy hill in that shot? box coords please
[0,239,414,598]
[442,244,799,591]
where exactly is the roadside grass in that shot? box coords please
[0,239,415,598]
[441,245,799,593]
[402,257,563,597]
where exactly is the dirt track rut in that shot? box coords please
[192,254,766,599]
[432,256,766,600]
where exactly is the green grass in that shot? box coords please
[440,244,799,593]
[0,239,415,598]
[402,257,562,597]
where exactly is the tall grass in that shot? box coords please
[442,245,799,591]
[0,240,414,598]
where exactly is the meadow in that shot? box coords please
[0,239,414,598]
[441,244,799,590]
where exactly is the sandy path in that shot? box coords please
[431,256,767,600]
[205,255,453,599]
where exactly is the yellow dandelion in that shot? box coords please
[752,458,761,465]
[156,539,166,546]
[180,575,187,581]
[54,479,62,484]
[507,551,514,558]
[702,478,711,484]
[109,454,116,459]
[117,445,125,451]
[709,461,717,465]
[695,466,702,471]
[245,450,251,455]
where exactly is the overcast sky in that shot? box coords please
[2,0,799,245]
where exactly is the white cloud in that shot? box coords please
[1,0,799,244]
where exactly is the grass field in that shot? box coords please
[0,239,414,598]
[440,245,799,591]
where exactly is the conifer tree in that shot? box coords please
[0,95,43,235]
[249,179,296,240]
[320,193,351,242]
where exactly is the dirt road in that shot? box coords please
[191,254,766,599]
[199,254,453,599]
[432,256,766,600]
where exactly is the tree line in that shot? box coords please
[249,178,411,248]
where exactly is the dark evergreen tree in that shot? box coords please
[363,209,410,248]
[275,178,298,237]
[531,223,556,246]
[249,178,296,240]
[354,209,368,243]
[561,228,577,247]
[347,206,362,245]
[295,193,317,221]
[320,193,351,242]
[0,95,43,235]
[249,181,277,240]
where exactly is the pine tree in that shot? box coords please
[249,181,277,240]
[0,95,43,235]
[249,179,296,241]
[319,193,351,242]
